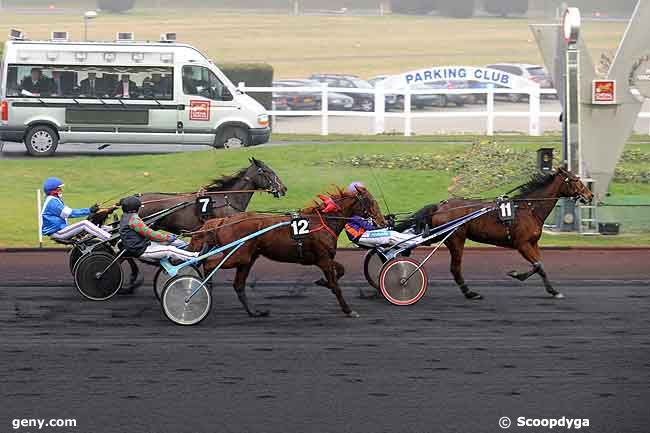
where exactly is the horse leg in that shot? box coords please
[512,242,564,299]
[446,235,482,300]
[317,259,358,318]
[233,259,269,317]
[315,260,345,287]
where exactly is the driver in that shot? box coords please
[344,182,420,249]
[119,195,199,262]
[41,177,111,242]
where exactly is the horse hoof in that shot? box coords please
[347,310,360,318]
[552,292,565,299]
[507,270,519,279]
[255,310,270,317]
[465,291,483,300]
[314,278,328,288]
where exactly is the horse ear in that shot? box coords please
[251,157,260,166]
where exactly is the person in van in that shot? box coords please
[41,177,111,242]
[51,71,74,97]
[114,74,138,98]
[79,72,106,97]
[20,68,50,96]
[182,68,198,95]
[119,195,199,262]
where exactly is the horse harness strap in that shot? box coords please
[311,210,339,240]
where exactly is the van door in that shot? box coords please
[178,65,238,145]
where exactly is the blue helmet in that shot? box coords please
[43,177,64,194]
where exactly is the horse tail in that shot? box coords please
[394,204,438,232]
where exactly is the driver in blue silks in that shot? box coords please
[41,177,112,242]
[344,182,420,249]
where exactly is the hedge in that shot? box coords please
[219,63,274,111]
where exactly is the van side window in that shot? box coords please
[182,65,230,101]
[6,64,173,100]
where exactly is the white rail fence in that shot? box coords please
[238,83,650,136]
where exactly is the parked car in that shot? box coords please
[367,76,455,110]
[485,63,555,102]
[309,74,375,112]
[272,80,320,111]
[368,75,403,110]
[272,79,354,111]
[423,81,467,107]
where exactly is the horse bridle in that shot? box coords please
[248,167,282,197]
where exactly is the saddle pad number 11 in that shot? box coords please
[290,217,310,239]
[196,196,213,217]
[498,200,515,222]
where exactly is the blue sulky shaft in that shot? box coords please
[160,220,291,278]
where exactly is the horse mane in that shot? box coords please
[203,166,250,191]
[301,186,352,213]
[511,171,558,198]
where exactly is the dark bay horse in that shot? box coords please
[138,158,287,233]
[189,186,386,318]
[397,167,593,300]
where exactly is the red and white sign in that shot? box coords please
[592,80,616,104]
[189,100,210,121]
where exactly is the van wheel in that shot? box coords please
[219,126,249,149]
[25,125,58,156]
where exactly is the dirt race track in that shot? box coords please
[1,249,649,433]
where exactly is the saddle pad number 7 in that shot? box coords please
[498,200,515,222]
[196,196,213,217]
[290,217,310,239]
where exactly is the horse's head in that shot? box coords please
[344,185,386,227]
[246,157,287,198]
[556,166,594,204]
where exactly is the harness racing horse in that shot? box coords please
[138,158,287,233]
[396,167,593,300]
[188,186,386,318]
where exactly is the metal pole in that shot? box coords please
[84,18,88,41]
[404,87,412,137]
[486,84,495,136]
[374,80,385,134]
[321,83,328,136]
[37,189,43,248]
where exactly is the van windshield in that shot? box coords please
[6,64,174,99]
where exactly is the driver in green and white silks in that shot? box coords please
[344,182,421,249]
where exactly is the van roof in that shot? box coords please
[2,39,210,65]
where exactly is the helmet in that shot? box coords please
[347,181,365,193]
[120,195,142,213]
[43,177,64,194]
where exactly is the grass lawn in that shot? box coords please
[2,138,649,247]
[0,9,627,78]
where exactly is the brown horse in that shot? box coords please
[396,167,594,300]
[138,158,287,233]
[189,186,385,318]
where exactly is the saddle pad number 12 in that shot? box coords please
[196,196,213,217]
[498,200,515,222]
[290,217,310,239]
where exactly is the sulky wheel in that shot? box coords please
[161,275,212,326]
[74,252,123,301]
[363,249,387,290]
[379,257,428,306]
[153,265,202,301]
[69,242,114,274]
